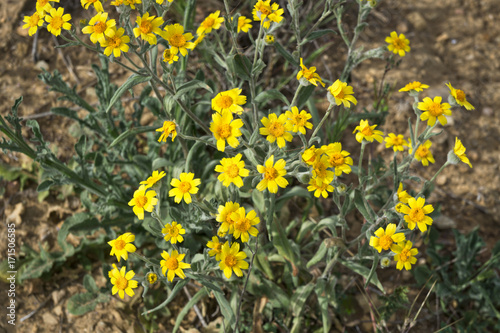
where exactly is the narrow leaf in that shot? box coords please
[106,74,151,113]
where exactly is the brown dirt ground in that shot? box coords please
[1,0,499,332]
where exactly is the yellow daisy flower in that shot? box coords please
[217,202,240,235]
[302,145,324,166]
[210,110,244,152]
[108,232,136,262]
[399,197,434,232]
[109,266,138,299]
[156,120,177,142]
[36,0,59,15]
[160,250,191,282]
[146,272,158,285]
[163,49,179,64]
[451,137,472,168]
[211,88,247,114]
[384,133,408,152]
[264,34,275,44]
[395,202,406,213]
[169,172,201,204]
[82,12,116,45]
[162,221,186,244]
[23,12,44,37]
[285,107,313,135]
[133,13,164,45]
[231,207,260,243]
[256,155,288,193]
[252,0,284,29]
[385,31,410,57]
[307,177,334,198]
[259,113,293,148]
[219,242,248,279]
[140,170,166,188]
[207,236,223,261]
[45,7,72,37]
[353,119,384,143]
[128,185,158,220]
[446,82,475,110]
[123,0,142,9]
[399,81,429,92]
[312,155,334,183]
[327,79,357,108]
[392,241,418,271]
[322,142,353,177]
[102,27,130,57]
[418,96,452,127]
[197,10,224,36]
[236,16,252,33]
[81,0,104,12]
[369,224,405,253]
[162,23,195,56]
[396,183,411,204]
[297,58,325,87]
[215,154,250,188]
[410,139,435,166]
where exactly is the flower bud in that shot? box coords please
[380,257,391,268]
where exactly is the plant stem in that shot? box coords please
[308,104,334,146]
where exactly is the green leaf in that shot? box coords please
[255,89,290,107]
[252,59,267,77]
[353,189,373,223]
[340,259,384,292]
[106,74,151,113]
[233,54,253,81]
[109,125,157,148]
[213,291,236,328]
[306,241,328,269]
[173,80,213,99]
[37,180,54,192]
[291,283,315,316]
[275,42,299,67]
[55,41,80,48]
[315,279,332,333]
[83,274,99,294]
[185,272,223,293]
[296,85,315,109]
[173,289,208,333]
[301,29,337,44]
[67,292,109,316]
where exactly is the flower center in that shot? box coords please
[417,147,429,158]
[217,123,231,139]
[314,163,328,179]
[147,273,157,284]
[214,243,222,252]
[225,212,237,225]
[178,181,192,193]
[169,227,179,237]
[329,152,344,167]
[399,248,410,262]
[379,235,393,250]
[164,50,173,59]
[293,115,306,127]
[224,254,237,268]
[409,207,425,222]
[268,121,285,137]
[303,69,314,80]
[393,137,404,146]
[39,0,49,6]
[170,34,186,47]
[114,239,126,251]
[51,16,63,30]
[136,195,148,208]
[29,13,40,26]
[226,164,240,178]
[361,127,373,137]
[393,38,405,49]
[116,276,128,290]
[335,89,345,99]
[264,167,278,180]
[165,258,179,270]
[395,203,404,213]
[94,21,107,34]
[235,218,251,232]
[428,102,443,117]
[259,5,271,16]
[109,36,122,48]
[218,96,234,109]
[455,89,466,102]
[202,17,215,28]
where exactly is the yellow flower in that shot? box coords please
[219,242,248,279]
[265,34,275,44]
[36,0,59,15]
[385,31,410,57]
[252,0,284,29]
[392,241,418,271]
[285,107,313,135]
[399,81,429,92]
[410,139,435,166]
[162,221,186,244]
[169,172,201,204]
[307,177,334,198]
[211,88,247,114]
[451,137,472,168]
[160,250,191,282]
[140,170,166,188]
[197,10,224,36]
[369,224,405,253]
[231,207,260,243]
[109,266,138,299]
[215,154,249,188]
[297,58,325,87]
[156,0,173,4]
[312,155,334,184]
[192,33,206,48]
[395,202,405,213]
[45,7,72,37]
[399,197,434,232]
[102,27,130,57]
[446,82,474,110]
[123,0,142,9]
[82,12,116,45]
[327,80,357,108]
[146,272,158,285]
[128,185,158,220]
[108,232,136,262]
[256,155,288,193]
[162,23,195,56]
[396,183,411,204]
[207,236,223,261]
[260,113,293,148]
[217,202,240,235]
[384,133,408,152]
[353,119,384,143]
[23,12,44,37]
[156,120,177,142]
[418,96,452,127]
[133,13,164,45]
[236,16,252,33]
[163,49,179,64]
[322,142,353,177]
[302,145,323,166]
[81,0,104,12]
[210,110,244,152]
